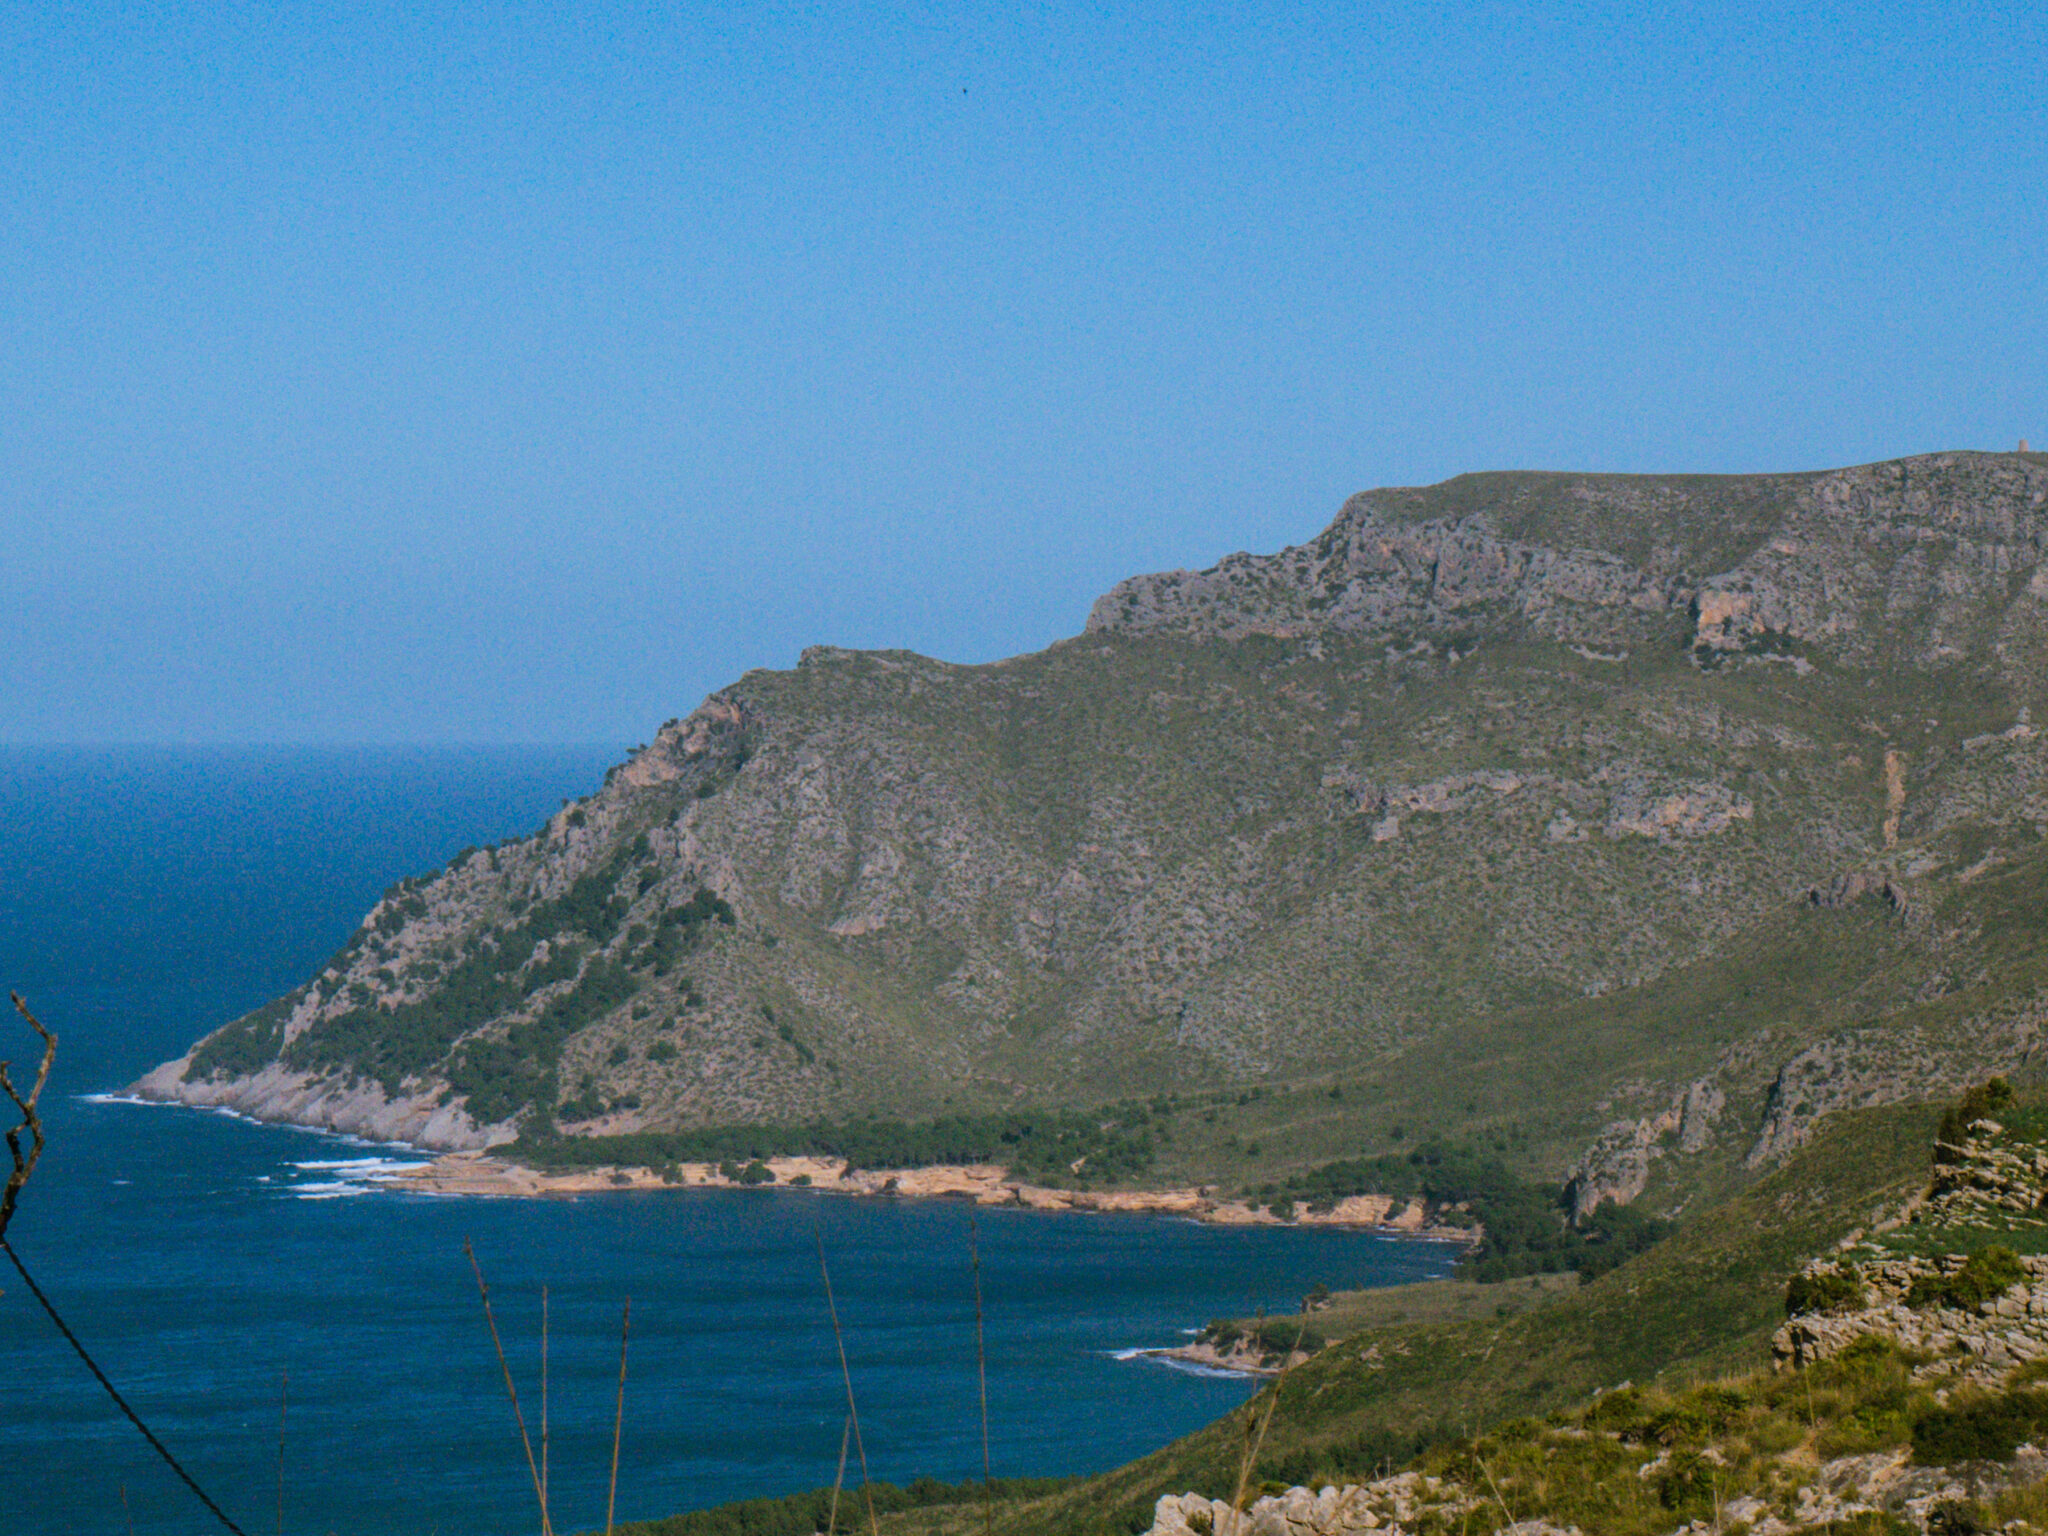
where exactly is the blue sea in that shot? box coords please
[0,747,1453,1535]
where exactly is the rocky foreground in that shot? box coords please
[1122,1097,2048,1536]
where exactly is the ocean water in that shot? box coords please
[0,747,1454,1535]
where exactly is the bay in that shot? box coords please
[0,747,1453,1534]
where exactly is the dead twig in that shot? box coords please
[1477,1453,1519,1529]
[606,1297,631,1536]
[826,1414,851,1536]
[0,991,58,1246]
[464,1239,554,1536]
[815,1225,881,1536]
[1230,1317,1313,1529]
[970,1212,994,1536]
[277,1368,288,1536]
[1,996,249,1535]
[541,1283,550,1527]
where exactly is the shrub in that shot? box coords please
[1908,1247,2026,1311]
[1581,1385,1645,1431]
[1788,1263,1867,1317]
[187,994,297,1080]
[1250,1320,1322,1355]
[517,1106,1158,1185]
[1937,1078,2016,1161]
[1912,1390,2048,1465]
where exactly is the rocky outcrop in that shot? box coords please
[1563,1077,1724,1217]
[1145,1476,1488,1536]
[1747,1007,2048,1167]
[1091,454,2048,670]
[130,1055,495,1149]
[1804,869,1911,913]
[1773,1253,2048,1381]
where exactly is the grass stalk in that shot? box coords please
[970,1213,993,1536]
[1229,1319,1309,1530]
[541,1283,550,1527]
[276,1368,287,1536]
[607,1297,631,1536]
[827,1414,851,1536]
[1477,1454,1518,1529]
[463,1238,554,1536]
[814,1225,880,1536]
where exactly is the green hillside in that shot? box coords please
[141,451,2048,1225]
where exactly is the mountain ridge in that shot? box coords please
[138,450,2048,1210]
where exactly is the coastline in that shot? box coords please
[372,1149,1484,1242]
[1128,1340,1309,1378]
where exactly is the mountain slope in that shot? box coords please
[139,451,2048,1196]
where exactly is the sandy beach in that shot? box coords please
[373,1150,1480,1241]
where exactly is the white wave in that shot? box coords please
[1108,1345,1262,1379]
[84,1094,421,1154]
[276,1154,430,1199]
[290,1157,429,1174]
[1152,1357,1262,1380]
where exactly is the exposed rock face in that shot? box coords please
[1145,1476,1491,1536]
[1747,1003,2048,1167]
[1092,454,2048,672]
[131,1055,494,1149]
[1773,1253,2048,1382]
[1775,1115,2048,1381]
[139,453,2048,1192]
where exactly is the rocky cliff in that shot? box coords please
[139,452,2048,1199]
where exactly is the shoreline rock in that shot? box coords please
[368,1149,1482,1243]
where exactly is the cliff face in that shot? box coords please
[140,452,2048,1193]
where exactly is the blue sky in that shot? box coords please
[6,2,2044,743]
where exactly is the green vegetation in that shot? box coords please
[1195,1317,1325,1359]
[1907,1245,2027,1311]
[514,1106,1160,1186]
[1234,1273,1579,1349]
[969,1098,1939,1534]
[255,874,731,1118]
[1939,1076,2018,1159]
[1272,1141,1672,1280]
[186,993,296,1080]
[1912,1388,2048,1465]
[1787,1260,1867,1316]
[449,959,639,1125]
[611,1476,1076,1536]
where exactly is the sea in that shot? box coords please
[0,746,1454,1535]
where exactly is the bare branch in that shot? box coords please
[0,992,58,1245]
[465,1238,554,1536]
